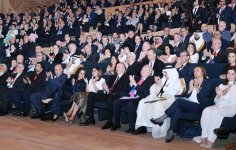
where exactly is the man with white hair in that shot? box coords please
[202,38,227,63]
[0,63,25,115]
[0,64,8,88]
[126,52,139,76]
[218,21,231,42]
[216,0,233,30]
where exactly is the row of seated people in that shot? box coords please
[0,48,235,149]
[0,0,235,50]
[0,23,234,79]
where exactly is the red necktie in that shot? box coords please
[33,75,37,81]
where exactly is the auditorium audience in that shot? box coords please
[64,68,87,124]
[81,67,109,126]
[200,67,236,148]
[0,0,235,145]
[30,64,67,121]
[150,66,212,143]
[112,65,154,133]
[134,66,183,137]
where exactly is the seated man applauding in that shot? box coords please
[30,64,67,121]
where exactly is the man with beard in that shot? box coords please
[189,31,206,51]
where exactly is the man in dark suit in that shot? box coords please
[0,63,25,115]
[175,51,194,96]
[201,38,228,63]
[111,65,155,133]
[180,27,191,46]
[190,0,206,31]
[0,64,9,89]
[216,0,233,30]
[83,44,99,63]
[144,49,165,77]
[20,35,36,60]
[11,62,46,116]
[144,30,154,44]
[87,6,97,29]
[100,63,130,129]
[30,64,67,121]
[126,52,139,76]
[133,35,143,55]
[161,27,174,45]
[47,44,63,65]
[214,114,236,139]
[173,33,186,57]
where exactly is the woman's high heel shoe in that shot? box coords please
[63,112,69,123]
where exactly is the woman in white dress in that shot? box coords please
[134,66,183,138]
[200,67,236,149]
[187,43,199,63]
[159,44,177,64]
[80,67,110,126]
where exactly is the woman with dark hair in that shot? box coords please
[200,67,236,148]
[150,66,212,143]
[104,56,118,75]
[63,68,87,124]
[187,43,199,63]
[159,44,177,63]
[220,50,236,80]
[135,11,151,35]
[81,67,110,126]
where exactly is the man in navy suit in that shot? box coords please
[175,51,194,96]
[180,27,191,46]
[161,27,174,45]
[30,64,67,121]
[216,0,233,30]
[86,6,97,29]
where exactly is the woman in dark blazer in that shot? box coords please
[150,66,212,143]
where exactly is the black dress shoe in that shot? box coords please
[80,119,95,126]
[101,120,113,130]
[125,128,134,133]
[150,118,163,126]
[12,112,20,116]
[166,135,174,143]
[111,124,121,131]
[20,112,29,117]
[165,130,174,143]
[31,113,41,119]
[214,127,230,139]
[41,112,53,121]
[132,126,147,135]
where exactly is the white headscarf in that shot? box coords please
[161,66,183,97]
[189,32,205,51]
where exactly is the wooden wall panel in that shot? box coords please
[1,0,55,14]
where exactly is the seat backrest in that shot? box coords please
[179,78,186,95]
